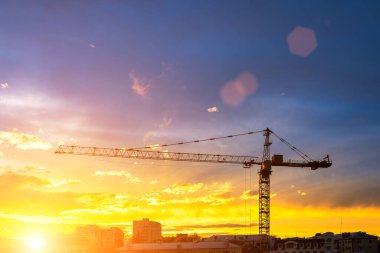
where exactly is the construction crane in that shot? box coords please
[55,128,331,253]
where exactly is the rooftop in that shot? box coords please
[117,242,241,251]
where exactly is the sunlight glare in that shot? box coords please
[28,236,45,251]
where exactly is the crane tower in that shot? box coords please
[55,128,331,253]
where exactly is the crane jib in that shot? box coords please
[55,145,260,165]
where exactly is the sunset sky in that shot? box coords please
[1,0,380,242]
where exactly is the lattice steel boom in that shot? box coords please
[55,145,260,165]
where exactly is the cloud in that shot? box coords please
[144,182,235,206]
[89,43,96,48]
[207,107,219,113]
[0,213,78,224]
[0,130,52,150]
[94,171,142,183]
[143,114,174,146]
[163,183,204,195]
[0,83,8,89]
[286,177,380,208]
[0,93,58,109]
[11,165,50,175]
[23,165,47,172]
[0,171,135,220]
[158,116,172,128]
[207,182,232,195]
[46,179,81,188]
[143,131,160,145]
[240,189,259,200]
[297,190,307,196]
[0,171,79,191]
[129,72,149,96]
[0,171,50,190]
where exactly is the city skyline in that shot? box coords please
[1,0,380,247]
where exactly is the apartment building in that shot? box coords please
[116,241,242,253]
[335,232,378,253]
[271,238,325,253]
[133,218,162,243]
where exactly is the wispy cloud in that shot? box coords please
[240,189,259,200]
[0,130,52,150]
[46,179,81,188]
[0,93,58,109]
[163,183,204,195]
[94,171,142,183]
[129,72,149,96]
[14,165,50,174]
[0,171,79,191]
[0,83,8,89]
[0,213,78,224]
[23,165,47,172]
[297,190,307,196]
[0,171,50,190]
[0,171,135,221]
[158,116,172,128]
[143,114,174,145]
[143,182,234,206]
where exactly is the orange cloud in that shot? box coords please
[297,190,307,196]
[94,171,142,182]
[142,182,235,207]
[240,189,259,200]
[129,72,149,96]
[46,179,81,189]
[0,171,50,190]
[0,130,52,150]
[163,183,204,195]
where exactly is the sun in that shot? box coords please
[27,236,45,251]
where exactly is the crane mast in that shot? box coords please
[259,128,272,252]
[55,128,331,253]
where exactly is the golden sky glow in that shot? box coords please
[0,128,379,240]
[1,1,380,245]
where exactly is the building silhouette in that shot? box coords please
[45,225,124,253]
[334,232,378,253]
[133,218,162,243]
[116,241,242,253]
[270,232,378,253]
[271,237,325,253]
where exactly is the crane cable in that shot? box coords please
[270,131,315,162]
[118,128,316,163]
[128,130,265,150]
